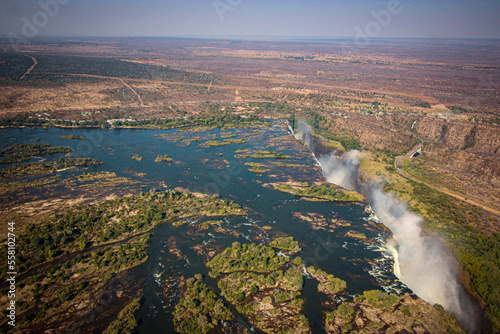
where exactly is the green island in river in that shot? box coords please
[170,238,463,334]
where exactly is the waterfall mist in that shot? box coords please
[293,121,479,333]
[318,151,361,191]
[294,121,314,149]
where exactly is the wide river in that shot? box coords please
[0,123,408,333]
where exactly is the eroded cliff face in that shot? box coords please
[324,113,500,211]
[413,118,500,210]
[414,118,500,154]
[327,114,415,152]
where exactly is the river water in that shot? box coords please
[0,123,408,333]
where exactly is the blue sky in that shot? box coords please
[1,0,499,39]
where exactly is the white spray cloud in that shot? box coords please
[319,150,361,191]
[294,120,314,150]
[344,159,477,332]
[369,188,461,310]
[295,120,360,190]
[292,121,478,333]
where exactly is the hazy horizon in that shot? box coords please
[1,0,499,42]
[3,34,500,42]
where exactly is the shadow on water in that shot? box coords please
[302,278,327,334]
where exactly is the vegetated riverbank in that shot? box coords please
[291,123,487,333]
[0,188,246,333]
[0,113,270,131]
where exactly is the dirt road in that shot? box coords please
[19,54,38,80]
[396,145,500,216]
[118,78,144,106]
[58,72,440,106]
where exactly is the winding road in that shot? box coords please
[395,144,500,216]
[395,143,422,175]
[19,54,38,80]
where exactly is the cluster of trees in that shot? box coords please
[209,241,309,333]
[218,266,303,305]
[34,54,218,84]
[413,102,432,109]
[173,277,234,334]
[0,114,108,128]
[463,125,477,150]
[273,289,301,303]
[10,189,244,272]
[480,117,500,125]
[103,298,141,334]
[207,242,289,277]
[100,86,142,104]
[91,235,150,271]
[307,267,347,295]
[13,233,149,330]
[275,184,359,202]
[1,158,102,178]
[131,154,143,161]
[250,150,290,159]
[219,272,264,303]
[61,134,84,140]
[196,228,320,331]
[154,154,173,162]
[460,234,500,329]
[0,144,73,163]
[207,240,304,305]
[269,237,301,253]
[0,113,268,131]
[112,114,268,130]
[356,290,398,309]
[449,105,472,113]
[0,52,34,81]
[204,138,247,147]
[19,279,88,325]
[248,102,297,115]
